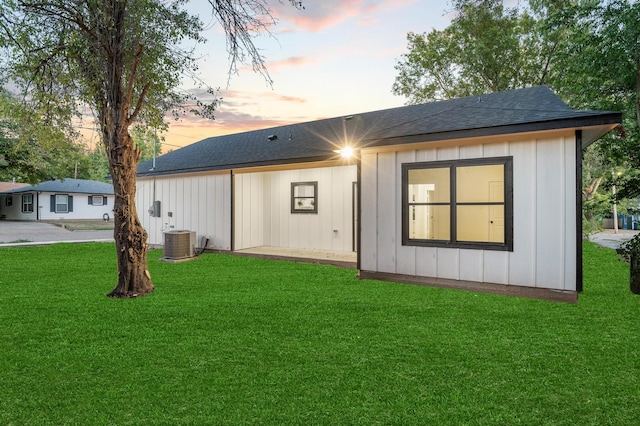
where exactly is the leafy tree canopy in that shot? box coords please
[392,0,551,103]
[0,0,303,297]
[393,0,640,227]
[0,87,84,183]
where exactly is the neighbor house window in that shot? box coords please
[21,194,33,213]
[55,194,68,213]
[291,182,318,214]
[50,194,73,213]
[5,196,12,207]
[402,157,513,251]
[89,195,105,206]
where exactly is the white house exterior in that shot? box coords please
[358,130,585,301]
[233,165,357,253]
[137,164,357,253]
[135,87,620,302]
[137,172,233,250]
[0,179,114,221]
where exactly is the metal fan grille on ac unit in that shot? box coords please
[163,230,195,259]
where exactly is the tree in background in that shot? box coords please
[393,0,640,233]
[392,0,552,103]
[0,88,84,183]
[72,126,161,183]
[543,0,640,230]
[556,0,640,197]
[0,0,302,298]
[131,125,162,164]
[75,147,111,182]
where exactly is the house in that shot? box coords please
[0,178,114,221]
[136,86,621,302]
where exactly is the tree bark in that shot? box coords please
[631,255,640,295]
[106,131,154,298]
[99,0,153,298]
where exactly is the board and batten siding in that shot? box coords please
[360,135,577,291]
[234,165,357,252]
[136,173,232,250]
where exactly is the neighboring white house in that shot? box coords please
[0,179,114,221]
[135,87,621,302]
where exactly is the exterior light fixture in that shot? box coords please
[267,134,278,141]
[335,146,354,159]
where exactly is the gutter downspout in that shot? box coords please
[576,130,583,293]
[356,152,361,271]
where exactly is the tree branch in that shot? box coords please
[124,43,144,124]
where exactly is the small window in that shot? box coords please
[22,194,33,213]
[402,157,513,251]
[50,194,73,213]
[92,195,104,206]
[291,182,318,214]
[55,194,69,213]
[5,196,12,207]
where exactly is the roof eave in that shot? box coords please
[137,154,339,178]
[361,113,623,149]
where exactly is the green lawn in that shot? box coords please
[0,242,638,425]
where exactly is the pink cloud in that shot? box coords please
[162,109,297,150]
[162,88,310,149]
[236,55,315,75]
[270,0,416,32]
[267,56,316,72]
[219,89,307,106]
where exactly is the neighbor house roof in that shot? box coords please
[0,182,30,192]
[138,86,621,178]
[0,178,114,195]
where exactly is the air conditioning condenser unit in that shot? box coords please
[162,230,196,262]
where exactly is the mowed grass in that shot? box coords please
[0,243,638,425]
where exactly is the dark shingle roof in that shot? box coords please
[138,86,620,177]
[0,179,114,195]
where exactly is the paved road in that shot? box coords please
[588,229,639,250]
[0,221,113,247]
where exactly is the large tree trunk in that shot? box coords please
[106,131,154,298]
[101,0,153,298]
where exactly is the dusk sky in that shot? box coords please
[145,0,460,152]
[160,1,458,151]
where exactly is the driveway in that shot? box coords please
[589,229,639,250]
[0,221,113,247]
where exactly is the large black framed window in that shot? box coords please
[402,157,513,251]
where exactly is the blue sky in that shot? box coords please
[163,0,457,149]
